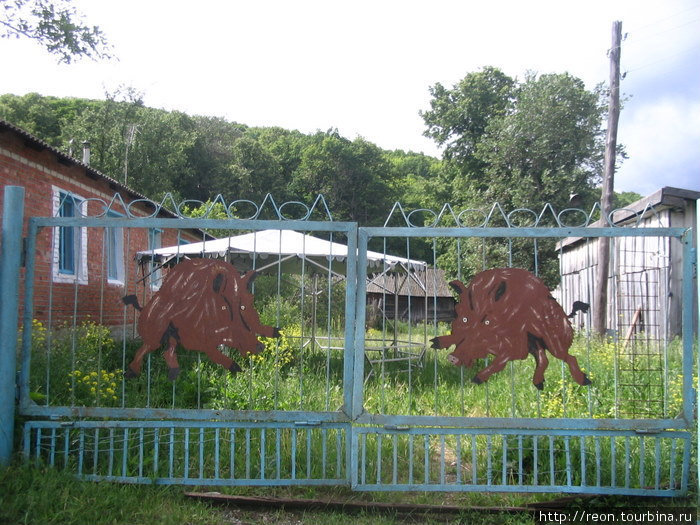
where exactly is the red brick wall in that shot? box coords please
[0,128,201,327]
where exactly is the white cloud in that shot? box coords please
[617,97,700,194]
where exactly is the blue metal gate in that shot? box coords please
[350,203,696,496]
[8,191,698,496]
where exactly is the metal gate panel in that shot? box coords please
[352,222,695,495]
[19,215,358,424]
[23,420,349,486]
[17,195,358,487]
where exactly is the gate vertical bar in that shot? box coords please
[681,229,694,424]
[696,198,699,509]
[0,186,25,465]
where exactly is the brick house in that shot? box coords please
[0,119,202,328]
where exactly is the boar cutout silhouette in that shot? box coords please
[123,258,280,381]
[430,268,590,390]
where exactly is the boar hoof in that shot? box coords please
[534,381,544,391]
[272,327,282,338]
[582,374,592,386]
[167,367,180,381]
[472,376,483,385]
[124,367,138,379]
[229,361,242,374]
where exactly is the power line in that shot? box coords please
[624,16,700,48]
[628,5,700,35]
[624,45,699,75]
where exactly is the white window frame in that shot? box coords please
[105,210,126,286]
[52,186,88,285]
[148,228,163,290]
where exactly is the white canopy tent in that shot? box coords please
[137,229,426,277]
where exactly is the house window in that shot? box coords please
[58,195,76,274]
[105,211,125,285]
[52,188,87,284]
[148,228,162,290]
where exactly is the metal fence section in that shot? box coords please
[18,193,358,486]
[23,420,348,486]
[10,193,698,496]
[351,201,696,495]
[351,427,691,496]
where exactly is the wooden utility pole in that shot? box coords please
[593,21,622,336]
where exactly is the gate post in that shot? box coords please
[0,186,25,465]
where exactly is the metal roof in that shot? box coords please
[366,268,454,298]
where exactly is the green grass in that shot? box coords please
[2,461,695,525]
[0,460,536,524]
[0,460,220,525]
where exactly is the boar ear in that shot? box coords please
[494,281,507,301]
[240,270,258,292]
[212,273,225,293]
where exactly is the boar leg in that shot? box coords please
[545,335,591,386]
[531,348,549,390]
[560,354,590,386]
[430,334,463,349]
[203,346,242,374]
[528,333,550,390]
[125,343,157,378]
[473,354,511,384]
[162,338,181,381]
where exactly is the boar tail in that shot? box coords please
[568,300,589,318]
[122,294,142,311]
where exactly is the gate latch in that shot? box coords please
[634,429,661,435]
[383,425,410,431]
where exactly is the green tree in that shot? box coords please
[228,136,285,203]
[420,67,608,213]
[187,116,247,201]
[475,72,606,211]
[59,87,143,178]
[1,0,112,63]
[292,131,394,224]
[247,126,311,180]
[421,66,515,171]
[0,92,62,141]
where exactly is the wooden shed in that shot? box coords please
[366,268,455,324]
[555,187,699,341]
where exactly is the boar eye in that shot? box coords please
[484,319,490,325]
[240,305,246,311]
[462,317,468,323]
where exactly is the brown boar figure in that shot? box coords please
[430,268,590,390]
[122,258,280,381]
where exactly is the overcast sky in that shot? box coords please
[2,0,699,198]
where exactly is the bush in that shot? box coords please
[21,319,123,407]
